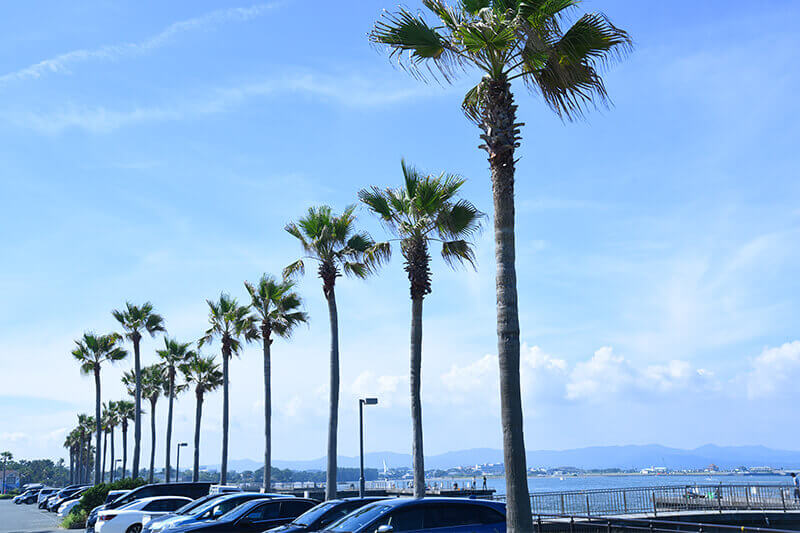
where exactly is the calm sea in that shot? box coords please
[441,474,790,496]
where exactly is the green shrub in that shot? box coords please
[62,508,88,529]
[0,494,14,500]
[79,478,146,513]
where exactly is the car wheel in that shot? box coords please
[126,524,142,533]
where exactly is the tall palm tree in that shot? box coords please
[156,338,193,483]
[116,400,136,479]
[245,274,309,492]
[284,205,384,499]
[179,353,223,482]
[141,364,167,484]
[80,415,96,483]
[101,404,113,482]
[73,333,128,485]
[370,2,631,527]
[112,302,166,479]
[360,160,482,498]
[1,451,11,494]
[107,401,119,482]
[63,432,77,484]
[198,294,257,485]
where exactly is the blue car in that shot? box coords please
[266,497,387,533]
[321,498,506,533]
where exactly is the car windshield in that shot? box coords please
[218,499,268,521]
[292,502,338,527]
[328,504,390,533]
[194,496,260,519]
[175,496,212,515]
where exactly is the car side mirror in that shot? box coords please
[377,526,394,533]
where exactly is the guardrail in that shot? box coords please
[494,484,800,516]
[534,515,799,533]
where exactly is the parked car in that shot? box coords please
[59,498,83,517]
[49,486,89,512]
[21,489,44,504]
[143,492,283,533]
[105,483,212,511]
[13,489,40,504]
[138,493,230,533]
[320,498,507,533]
[38,487,59,506]
[168,497,317,533]
[209,485,243,495]
[85,491,133,533]
[96,496,193,533]
[266,497,388,533]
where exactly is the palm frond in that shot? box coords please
[441,239,478,269]
[283,259,305,279]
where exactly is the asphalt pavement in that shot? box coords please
[0,500,61,533]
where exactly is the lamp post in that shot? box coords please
[176,443,188,483]
[359,398,378,498]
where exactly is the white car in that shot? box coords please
[96,496,193,533]
[58,498,81,517]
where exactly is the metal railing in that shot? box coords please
[533,515,800,533]
[494,484,800,517]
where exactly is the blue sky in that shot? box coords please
[1,0,799,467]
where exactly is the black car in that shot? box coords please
[266,497,388,533]
[170,497,317,533]
[48,486,89,512]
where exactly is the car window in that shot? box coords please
[163,499,191,511]
[473,506,504,524]
[374,507,426,532]
[245,502,280,522]
[330,504,391,533]
[280,500,314,519]
[318,501,367,527]
[425,504,483,528]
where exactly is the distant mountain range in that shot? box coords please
[205,444,800,472]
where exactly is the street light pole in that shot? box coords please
[176,443,188,483]
[359,398,378,498]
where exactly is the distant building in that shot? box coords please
[1,470,20,491]
[706,464,720,472]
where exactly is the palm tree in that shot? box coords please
[360,160,482,498]
[245,274,309,492]
[198,294,257,485]
[156,338,193,482]
[64,432,77,484]
[112,302,166,479]
[141,364,167,484]
[80,415,96,483]
[107,401,119,482]
[72,332,128,485]
[284,205,384,499]
[101,404,113,482]
[370,2,631,527]
[116,400,136,479]
[179,353,223,482]
[1,451,11,494]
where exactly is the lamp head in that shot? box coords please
[364,398,378,405]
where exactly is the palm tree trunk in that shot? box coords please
[325,286,340,500]
[193,390,203,482]
[76,438,82,485]
[165,369,175,483]
[95,366,102,485]
[262,336,272,493]
[69,448,74,484]
[133,336,142,479]
[485,77,533,533]
[410,296,425,498]
[221,348,230,485]
[110,427,115,483]
[149,398,157,484]
[122,423,128,479]
[102,429,108,483]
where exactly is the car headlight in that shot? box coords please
[142,516,152,526]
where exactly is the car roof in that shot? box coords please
[131,495,194,504]
[373,497,504,509]
[233,497,315,510]
[336,497,387,503]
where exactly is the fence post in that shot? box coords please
[781,489,786,512]
[561,494,565,516]
[536,516,542,533]
[652,491,658,517]
[586,494,591,517]
[570,516,575,533]
[745,486,750,510]
[607,520,612,533]
[623,491,628,514]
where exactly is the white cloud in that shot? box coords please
[746,341,800,398]
[9,74,444,134]
[0,4,277,85]
[350,371,407,408]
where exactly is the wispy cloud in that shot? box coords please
[7,73,447,134]
[0,4,277,86]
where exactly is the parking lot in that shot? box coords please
[0,500,60,533]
